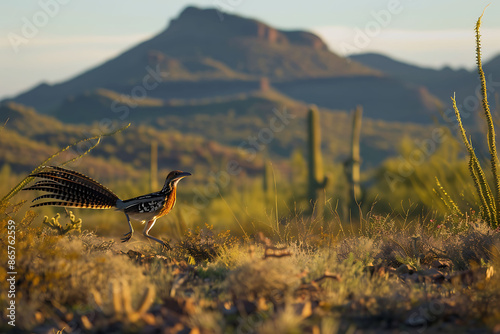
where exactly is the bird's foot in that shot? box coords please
[121,231,133,243]
[159,240,172,251]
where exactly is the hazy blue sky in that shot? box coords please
[1,0,499,98]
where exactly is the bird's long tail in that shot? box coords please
[23,166,119,209]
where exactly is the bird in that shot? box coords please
[23,165,191,249]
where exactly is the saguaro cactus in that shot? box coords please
[344,105,363,220]
[350,105,362,203]
[307,106,328,215]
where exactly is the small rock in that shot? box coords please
[397,264,415,275]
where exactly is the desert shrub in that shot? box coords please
[0,205,151,330]
[427,221,499,270]
[227,256,300,303]
[257,304,305,334]
[178,224,239,263]
[336,236,379,263]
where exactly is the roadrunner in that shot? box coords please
[23,166,191,248]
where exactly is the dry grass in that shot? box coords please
[1,202,499,333]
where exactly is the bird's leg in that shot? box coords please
[143,219,171,250]
[121,213,134,243]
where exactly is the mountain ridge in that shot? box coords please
[348,52,500,112]
[6,6,495,126]
[6,6,378,114]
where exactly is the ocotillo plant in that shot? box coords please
[346,106,363,219]
[449,12,499,228]
[307,106,328,216]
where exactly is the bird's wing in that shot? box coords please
[118,193,166,213]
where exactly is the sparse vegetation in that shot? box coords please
[42,212,82,235]
[1,204,499,333]
[449,12,500,229]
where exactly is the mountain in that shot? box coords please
[9,6,377,114]
[484,54,500,75]
[3,6,447,125]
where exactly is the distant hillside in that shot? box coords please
[484,54,500,74]
[348,53,500,116]
[273,76,443,123]
[44,88,434,169]
[0,102,264,181]
[52,87,300,123]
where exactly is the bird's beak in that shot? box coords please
[176,172,191,179]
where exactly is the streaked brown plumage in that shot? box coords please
[24,166,191,248]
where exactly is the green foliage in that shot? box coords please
[42,212,82,235]
[262,159,273,200]
[475,12,500,211]
[433,177,462,216]
[367,136,474,217]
